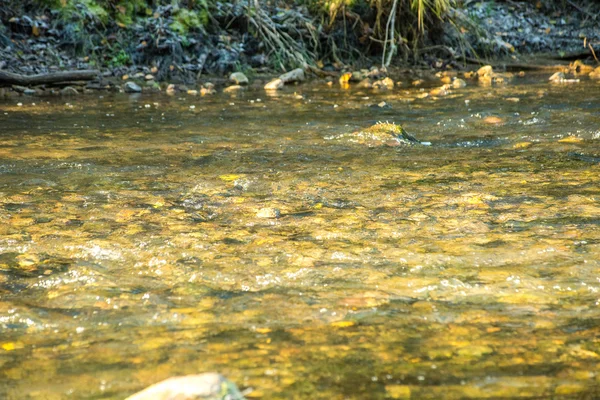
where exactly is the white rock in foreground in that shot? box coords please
[125,373,245,400]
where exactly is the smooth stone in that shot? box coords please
[200,87,216,95]
[279,68,305,83]
[372,77,394,89]
[356,78,372,89]
[223,85,245,93]
[477,65,493,77]
[256,207,281,219]
[124,82,142,93]
[229,72,249,85]
[452,78,467,88]
[549,72,565,82]
[11,85,28,93]
[125,373,245,400]
[60,86,79,95]
[264,78,284,90]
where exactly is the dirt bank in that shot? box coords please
[0,0,598,90]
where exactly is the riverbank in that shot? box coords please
[0,0,598,97]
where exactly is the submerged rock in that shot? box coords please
[327,121,429,147]
[589,67,600,80]
[256,207,281,219]
[372,77,394,90]
[125,373,245,400]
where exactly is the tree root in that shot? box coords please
[244,3,316,70]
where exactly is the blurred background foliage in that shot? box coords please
[1,0,595,74]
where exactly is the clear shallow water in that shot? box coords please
[0,76,599,399]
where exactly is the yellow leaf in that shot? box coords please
[219,174,241,182]
[2,342,23,351]
[558,136,583,143]
[330,321,355,328]
[2,343,15,351]
[256,328,272,334]
[386,385,411,399]
[513,142,532,149]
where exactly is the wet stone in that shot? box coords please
[60,86,79,95]
[229,72,249,85]
[124,81,142,93]
[256,207,281,219]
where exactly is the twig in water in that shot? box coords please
[590,43,599,63]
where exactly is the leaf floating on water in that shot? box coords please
[558,136,583,143]
[330,321,356,328]
[219,174,242,182]
[513,141,533,149]
[2,342,24,351]
[385,385,411,399]
[482,116,505,125]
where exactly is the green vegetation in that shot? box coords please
[7,0,458,69]
[2,0,597,76]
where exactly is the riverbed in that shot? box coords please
[1,76,599,399]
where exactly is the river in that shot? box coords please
[1,75,599,399]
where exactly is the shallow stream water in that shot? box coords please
[1,76,599,399]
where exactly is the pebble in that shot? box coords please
[482,116,504,125]
[223,85,245,93]
[229,72,249,85]
[264,78,284,90]
[477,65,494,77]
[60,86,79,96]
[256,207,281,219]
[429,86,448,96]
[372,77,394,89]
[452,78,467,88]
[124,82,142,93]
[279,68,305,83]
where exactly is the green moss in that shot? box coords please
[170,7,207,34]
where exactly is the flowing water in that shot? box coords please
[0,76,599,399]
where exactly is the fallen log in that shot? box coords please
[0,69,99,86]
[460,56,565,71]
